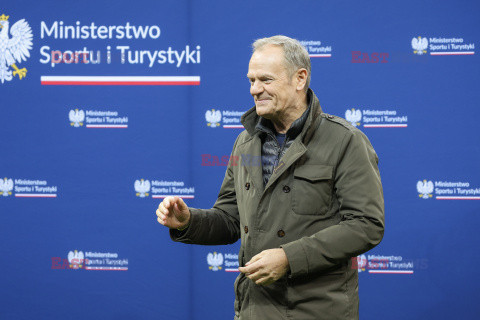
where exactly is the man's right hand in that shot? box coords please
[156,196,191,229]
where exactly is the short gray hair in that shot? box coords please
[252,35,311,91]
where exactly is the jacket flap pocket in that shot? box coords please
[294,164,333,182]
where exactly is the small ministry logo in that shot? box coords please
[207,252,223,271]
[205,252,239,272]
[205,109,244,129]
[300,40,332,58]
[52,250,128,271]
[345,108,362,127]
[134,179,150,197]
[6,178,58,198]
[345,107,408,128]
[411,36,428,55]
[411,35,475,56]
[0,177,13,196]
[417,179,480,200]
[134,179,195,199]
[69,109,128,128]
[417,180,434,199]
[205,109,221,127]
[0,14,33,84]
[69,109,85,127]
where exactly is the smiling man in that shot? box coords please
[156,35,385,320]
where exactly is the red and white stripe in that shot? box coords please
[41,76,200,86]
[86,124,128,128]
[430,52,474,56]
[225,268,239,272]
[368,270,414,274]
[15,194,57,198]
[363,124,408,128]
[85,266,128,271]
[152,195,195,199]
[436,196,480,200]
[223,125,244,129]
[309,54,332,58]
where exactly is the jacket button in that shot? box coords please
[245,182,250,190]
[277,230,285,237]
[283,185,290,193]
[244,226,249,233]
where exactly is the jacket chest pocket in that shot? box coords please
[292,164,333,215]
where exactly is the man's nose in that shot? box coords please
[250,81,263,96]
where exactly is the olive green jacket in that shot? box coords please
[171,90,385,320]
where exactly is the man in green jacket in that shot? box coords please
[156,35,385,320]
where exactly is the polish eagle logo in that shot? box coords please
[345,108,362,127]
[68,250,85,269]
[357,254,367,272]
[0,14,33,83]
[417,180,434,199]
[69,109,85,127]
[205,109,222,127]
[134,179,150,197]
[412,36,428,55]
[207,252,223,271]
[0,177,14,196]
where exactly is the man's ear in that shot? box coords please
[295,68,308,91]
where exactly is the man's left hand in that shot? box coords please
[238,248,290,286]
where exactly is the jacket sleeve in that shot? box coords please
[281,128,385,277]
[170,137,241,245]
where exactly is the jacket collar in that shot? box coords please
[241,88,323,140]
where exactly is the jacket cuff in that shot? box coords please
[281,240,309,278]
[169,208,201,242]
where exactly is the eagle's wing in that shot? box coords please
[0,179,4,192]
[411,37,419,51]
[345,109,352,120]
[416,181,425,194]
[134,180,141,192]
[78,110,85,122]
[205,110,213,122]
[68,251,74,262]
[144,180,150,192]
[7,19,33,65]
[207,253,213,265]
[354,110,362,122]
[6,179,13,191]
[421,38,428,51]
[427,181,434,194]
[217,254,223,265]
[69,110,76,122]
[213,111,221,123]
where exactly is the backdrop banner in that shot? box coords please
[1,1,479,319]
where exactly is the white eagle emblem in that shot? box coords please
[345,108,362,127]
[205,109,222,127]
[357,254,367,272]
[68,250,85,269]
[0,177,14,196]
[412,36,428,55]
[69,109,85,127]
[417,180,434,199]
[207,252,223,271]
[134,179,150,197]
[0,14,33,83]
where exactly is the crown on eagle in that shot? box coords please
[0,14,9,21]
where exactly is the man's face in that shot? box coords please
[247,45,298,120]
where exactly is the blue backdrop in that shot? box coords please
[1,0,479,319]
